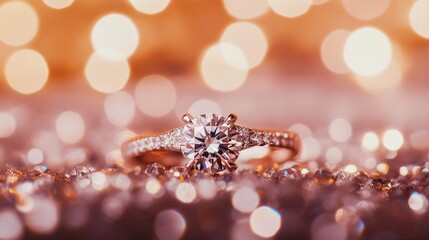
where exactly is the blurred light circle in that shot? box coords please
[343,27,392,76]
[321,29,350,74]
[325,147,343,167]
[24,197,59,234]
[154,210,186,240]
[268,0,312,18]
[0,209,23,240]
[104,91,135,127]
[361,132,379,151]
[200,43,248,92]
[27,148,44,165]
[91,13,139,60]
[175,182,197,204]
[223,0,269,19]
[382,129,404,151]
[408,192,428,215]
[0,1,38,46]
[301,137,321,161]
[355,60,402,93]
[197,179,217,200]
[221,22,268,69]
[289,123,312,138]
[329,118,352,142]
[376,163,389,175]
[135,75,177,117]
[188,99,221,116]
[5,49,49,94]
[85,52,130,93]
[55,111,85,144]
[146,178,161,195]
[341,0,390,21]
[0,112,16,138]
[344,164,358,173]
[91,172,107,191]
[409,0,429,38]
[129,0,171,15]
[250,206,281,238]
[232,187,260,213]
[43,0,74,9]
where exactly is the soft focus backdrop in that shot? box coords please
[1,1,429,239]
[1,0,429,169]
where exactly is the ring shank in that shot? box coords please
[122,125,300,167]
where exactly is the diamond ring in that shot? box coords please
[122,113,301,174]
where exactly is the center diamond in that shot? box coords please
[180,113,241,173]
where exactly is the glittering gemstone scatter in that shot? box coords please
[1,161,429,239]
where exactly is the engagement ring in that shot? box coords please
[122,113,301,174]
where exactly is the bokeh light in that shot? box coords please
[146,178,162,195]
[27,148,44,165]
[4,49,49,94]
[91,13,139,60]
[409,0,429,39]
[43,0,75,9]
[354,59,402,93]
[91,172,108,191]
[200,43,248,92]
[223,0,269,19]
[104,91,135,127]
[55,111,85,144]
[175,182,197,204]
[188,99,221,116]
[321,29,350,74]
[268,0,312,18]
[0,209,23,240]
[0,1,38,46]
[250,206,281,238]
[129,0,171,15]
[300,137,321,161]
[24,197,59,234]
[361,132,379,151]
[289,123,312,139]
[343,27,392,76]
[85,52,130,93]
[344,164,358,173]
[154,210,186,240]
[408,192,428,215]
[220,22,268,69]
[329,118,352,142]
[232,187,260,213]
[341,0,390,21]
[376,162,389,175]
[135,75,177,117]
[196,179,217,200]
[0,112,16,138]
[382,129,404,151]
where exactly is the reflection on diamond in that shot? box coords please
[180,114,241,173]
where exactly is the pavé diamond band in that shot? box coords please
[122,113,301,174]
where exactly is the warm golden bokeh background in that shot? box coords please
[2,1,429,239]
[0,0,429,175]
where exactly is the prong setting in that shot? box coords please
[226,113,238,124]
[182,113,194,123]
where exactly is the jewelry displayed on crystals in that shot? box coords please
[123,113,301,174]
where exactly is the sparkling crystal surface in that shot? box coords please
[180,114,240,172]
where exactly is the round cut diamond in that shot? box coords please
[180,114,241,173]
